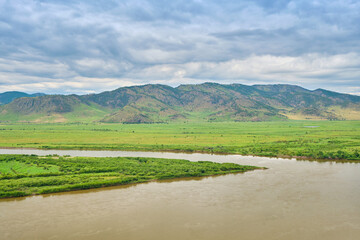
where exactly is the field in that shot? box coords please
[0,121,359,160]
[0,154,258,198]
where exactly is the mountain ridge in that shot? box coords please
[1,83,359,123]
[0,91,46,105]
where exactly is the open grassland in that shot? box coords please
[0,155,258,198]
[0,121,359,160]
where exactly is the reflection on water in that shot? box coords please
[0,149,359,240]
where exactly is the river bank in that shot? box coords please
[0,121,359,160]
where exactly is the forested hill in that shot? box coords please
[1,83,359,123]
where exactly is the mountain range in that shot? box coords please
[0,91,45,105]
[0,83,359,123]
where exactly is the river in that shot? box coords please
[0,149,359,240]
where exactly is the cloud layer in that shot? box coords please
[0,0,359,94]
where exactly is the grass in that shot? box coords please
[0,154,259,198]
[0,160,59,174]
[0,121,359,160]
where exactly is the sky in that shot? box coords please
[0,0,359,95]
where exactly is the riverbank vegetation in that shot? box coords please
[0,155,259,198]
[0,121,359,160]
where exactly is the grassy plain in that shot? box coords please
[0,121,359,160]
[0,155,258,198]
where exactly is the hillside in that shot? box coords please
[0,83,359,123]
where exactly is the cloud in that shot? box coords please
[1,53,358,95]
[128,53,360,90]
[0,0,359,95]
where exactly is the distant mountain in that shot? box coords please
[0,83,359,123]
[0,91,46,105]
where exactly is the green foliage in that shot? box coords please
[0,155,259,198]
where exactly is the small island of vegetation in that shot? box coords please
[0,154,260,198]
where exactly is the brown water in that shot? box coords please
[0,149,359,240]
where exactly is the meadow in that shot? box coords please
[0,120,359,160]
[0,154,258,198]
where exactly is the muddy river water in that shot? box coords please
[0,149,359,240]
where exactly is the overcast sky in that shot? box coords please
[0,0,359,95]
